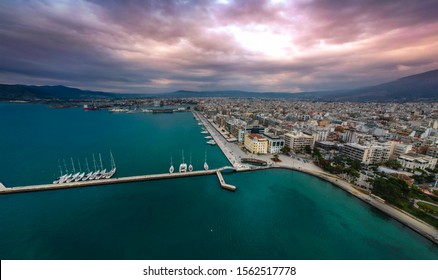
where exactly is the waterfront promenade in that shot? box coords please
[194,111,248,169]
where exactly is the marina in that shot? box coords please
[0,167,236,195]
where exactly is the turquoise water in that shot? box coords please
[0,103,437,259]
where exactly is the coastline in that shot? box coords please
[193,111,438,246]
[273,164,438,245]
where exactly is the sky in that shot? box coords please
[0,0,438,94]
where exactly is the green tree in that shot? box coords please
[304,145,312,155]
[281,146,291,155]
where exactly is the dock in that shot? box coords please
[216,170,236,191]
[0,168,236,195]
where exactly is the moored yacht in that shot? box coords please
[179,150,187,172]
[169,156,174,174]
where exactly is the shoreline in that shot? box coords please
[192,111,438,246]
[270,165,438,245]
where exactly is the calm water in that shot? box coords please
[0,103,437,259]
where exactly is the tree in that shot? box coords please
[312,147,322,159]
[304,145,312,155]
[281,146,291,155]
[383,160,402,169]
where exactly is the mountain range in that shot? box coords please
[1,69,437,102]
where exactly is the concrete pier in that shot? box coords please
[0,169,220,195]
[216,170,236,191]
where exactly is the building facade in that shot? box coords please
[284,132,314,152]
[244,133,268,154]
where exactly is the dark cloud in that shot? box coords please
[0,0,437,93]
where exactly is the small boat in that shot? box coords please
[179,150,187,172]
[169,156,174,174]
[188,153,193,172]
[206,140,216,145]
[94,153,106,180]
[53,159,64,184]
[201,130,209,134]
[104,150,116,179]
[82,158,93,181]
[204,136,212,139]
[89,154,100,180]
[204,151,209,171]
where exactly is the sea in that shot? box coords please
[0,102,437,259]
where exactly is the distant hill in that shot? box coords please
[1,68,437,101]
[161,89,330,99]
[322,69,438,101]
[0,84,115,101]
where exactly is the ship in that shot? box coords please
[83,104,98,111]
[241,158,267,166]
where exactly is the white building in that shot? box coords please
[284,132,314,152]
[342,142,393,165]
[397,154,437,170]
[263,133,285,154]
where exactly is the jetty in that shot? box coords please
[216,170,236,191]
[0,167,236,195]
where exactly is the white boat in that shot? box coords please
[74,159,85,181]
[95,153,106,180]
[188,153,193,172]
[198,122,203,125]
[82,157,93,181]
[53,159,64,184]
[204,136,212,139]
[169,156,174,174]
[179,150,187,172]
[67,158,80,183]
[204,151,209,171]
[104,150,117,179]
[89,154,100,180]
[207,140,216,145]
[201,130,209,134]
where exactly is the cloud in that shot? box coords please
[0,0,437,93]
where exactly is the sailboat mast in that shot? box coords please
[77,159,82,172]
[99,153,104,170]
[85,157,90,173]
[63,159,68,174]
[71,157,76,173]
[92,154,97,171]
[58,159,63,176]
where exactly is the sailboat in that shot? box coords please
[179,150,187,172]
[53,159,64,184]
[94,153,106,180]
[75,159,85,182]
[61,159,72,183]
[204,150,209,171]
[169,156,174,174]
[104,150,117,179]
[188,153,193,172]
[67,157,80,183]
[82,157,93,181]
[89,154,99,180]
